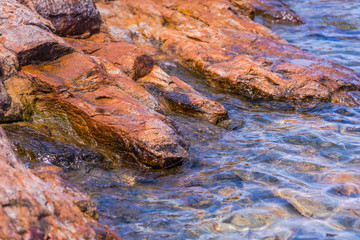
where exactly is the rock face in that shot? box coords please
[97,0,360,105]
[19,0,102,37]
[6,52,190,168]
[0,127,97,239]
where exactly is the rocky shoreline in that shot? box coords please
[1,0,360,238]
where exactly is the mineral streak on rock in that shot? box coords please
[97,0,360,105]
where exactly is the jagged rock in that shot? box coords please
[138,65,228,124]
[0,25,74,66]
[0,126,98,239]
[97,0,360,106]
[19,0,102,37]
[0,0,53,31]
[7,52,189,168]
[251,0,305,24]
[91,41,228,123]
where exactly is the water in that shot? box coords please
[68,1,360,239]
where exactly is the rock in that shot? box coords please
[329,183,360,198]
[251,0,305,24]
[229,0,255,19]
[137,65,228,124]
[223,209,277,231]
[0,44,18,79]
[9,52,189,168]
[3,123,106,171]
[0,25,74,66]
[30,164,99,219]
[277,189,338,218]
[0,0,53,31]
[19,0,102,37]
[91,41,228,123]
[97,0,360,106]
[0,126,98,239]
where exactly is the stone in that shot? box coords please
[0,126,98,239]
[0,0,53,31]
[277,189,338,218]
[3,123,106,171]
[97,0,360,106]
[251,0,305,24]
[0,25,74,66]
[137,65,228,124]
[19,0,102,37]
[9,52,189,168]
[91,42,228,123]
[329,183,360,198]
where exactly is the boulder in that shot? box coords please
[0,25,74,66]
[0,0,53,31]
[251,0,305,24]
[7,52,189,168]
[97,0,360,106]
[0,126,97,239]
[19,0,102,37]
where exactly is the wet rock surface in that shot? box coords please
[252,0,305,24]
[3,123,106,171]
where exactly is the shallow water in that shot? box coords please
[68,1,360,239]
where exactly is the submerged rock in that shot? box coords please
[252,0,305,24]
[277,189,338,218]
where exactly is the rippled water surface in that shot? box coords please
[69,1,360,239]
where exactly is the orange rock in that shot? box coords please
[0,127,97,239]
[91,41,228,123]
[97,0,360,105]
[18,52,189,168]
[329,183,360,198]
[138,65,228,124]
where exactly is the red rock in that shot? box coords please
[0,127,98,239]
[13,52,189,168]
[138,66,228,124]
[91,42,228,123]
[97,0,360,105]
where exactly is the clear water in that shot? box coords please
[68,1,360,239]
